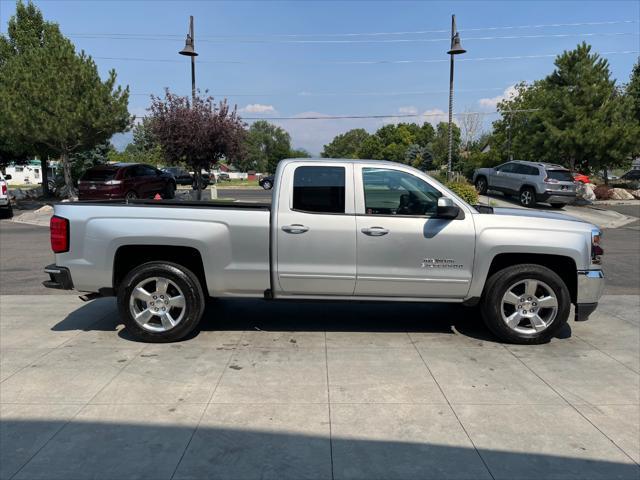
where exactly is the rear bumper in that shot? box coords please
[537,191,576,204]
[43,264,74,290]
[0,198,9,207]
[575,269,604,321]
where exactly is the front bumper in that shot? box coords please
[575,269,604,321]
[43,264,74,290]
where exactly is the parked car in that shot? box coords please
[162,167,212,188]
[473,160,577,209]
[620,169,640,181]
[572,172,590,184]
[259,175,274,190]
[0,173,13,218]
[216,172,230,182]
[45,158,604,345]
[78,163,176,201]
[617,169,640,189]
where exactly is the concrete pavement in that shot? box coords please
[1,294,639,479]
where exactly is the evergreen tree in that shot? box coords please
[491,44,639,176]
[0,0,131,198]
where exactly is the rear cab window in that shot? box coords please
[292,166,345,214]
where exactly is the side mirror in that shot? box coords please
[436,197,460,219]
[4,174,11,180]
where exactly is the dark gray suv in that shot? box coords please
[473,160,577,209]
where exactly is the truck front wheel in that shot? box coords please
[117,261,205,342]
[480,264,570,344]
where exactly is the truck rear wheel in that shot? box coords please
[480,264,570,344]
[117,261,205,342]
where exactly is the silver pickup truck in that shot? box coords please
[44,158,604,345]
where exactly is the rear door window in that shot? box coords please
[546,170,574,182]
[292,166,345,214]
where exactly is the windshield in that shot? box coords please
[546,170,574,182]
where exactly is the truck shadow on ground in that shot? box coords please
[51,297,573,345]
[2,420,638,480]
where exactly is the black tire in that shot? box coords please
[125,190,138,201]
[519,187,536,208]
[474,176,488,194]
[117,261,206,342]
[550,203,565,209]
[0,205,12,219]
[164,182,176,199]
[480,264,570,345]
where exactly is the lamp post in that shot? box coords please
[446,15,466,180]
[179,16,201,198]
[179,15,198,104]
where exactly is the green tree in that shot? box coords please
[627,59,640,124]
[111,119,164,166]
[289,148,311,158]
[491,44,640,178]
[321,128,369,158]
[241,120,292,173]
[431,122,462,169]
[0,0,132,198]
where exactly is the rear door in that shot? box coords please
[275,163,357,295]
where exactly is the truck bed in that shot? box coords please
[53,200,272,297]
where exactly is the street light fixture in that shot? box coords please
[179,15,198,104]
[446,15,466,179]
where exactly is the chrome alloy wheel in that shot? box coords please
[520,190,533,206]
[500,279,558,334]
[129,277,186,332]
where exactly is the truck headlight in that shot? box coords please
[591,228,603,264]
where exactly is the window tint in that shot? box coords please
[292,166,345,214]
[81,168,117,182]
[512,164,539,176]
[363,168,442,216]
[499,163,517,173]
[546,170,574,182]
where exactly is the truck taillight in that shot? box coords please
[591,228,603,264]
[50,216,69,253]
[1,184,6,195]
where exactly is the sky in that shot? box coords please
[1,0,639,154]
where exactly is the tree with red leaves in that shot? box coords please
[148,90,245,200]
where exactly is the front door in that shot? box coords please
[354,166,475,298]
[275,163,356,295]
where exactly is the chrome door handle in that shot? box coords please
[361,227,389,236]
[282,224,309,234]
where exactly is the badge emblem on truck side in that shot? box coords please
[421,258,464,269]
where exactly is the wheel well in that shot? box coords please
[520,184,536,192]
[487,253,577,303]
[113,245,207,294]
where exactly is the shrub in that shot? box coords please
[446,181,479,205]
[593,185,612,200]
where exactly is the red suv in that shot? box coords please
[78,163,176,201]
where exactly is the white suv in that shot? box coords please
[473,161,577,209]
